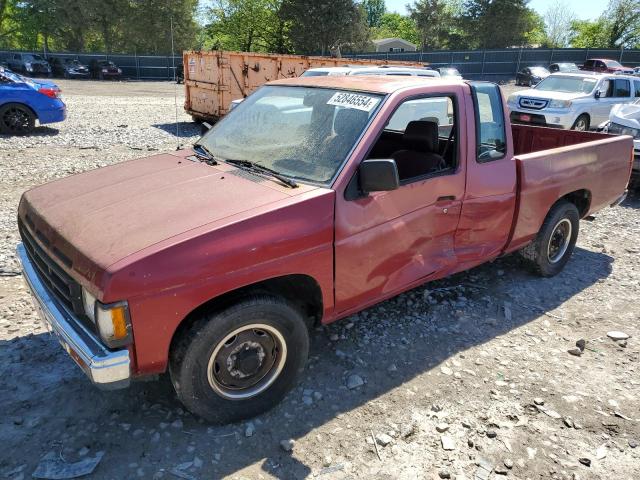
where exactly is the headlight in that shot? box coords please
[117,68,122,74]
[96,301,132,348]
[25,62,32,70]
[507,94,518,104]
[549,100,572,109]
[609,122,640,138]
[102,68,108,73]
[82,288,96,322]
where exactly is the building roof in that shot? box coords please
[372,37,417,48]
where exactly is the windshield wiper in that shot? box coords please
[225,159,298,188]
[192,143,218,165]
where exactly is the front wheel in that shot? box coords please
[169,295,310,423]
[572,114,589,131]
[520,201,580,277]
[0,103,36,135]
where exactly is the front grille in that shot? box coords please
[518,97,548,110]
[18,218,84,317]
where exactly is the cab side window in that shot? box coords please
[634,80,640,97]
[366,95,458,184]
[613,79,631,97]
[470,83,506,162]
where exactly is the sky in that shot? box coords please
[385,0,605,21]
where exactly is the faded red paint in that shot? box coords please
[18,77,632,376]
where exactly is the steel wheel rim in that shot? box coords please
[547,219,572,263]
[2,107,30,134]
[207,323,287,400]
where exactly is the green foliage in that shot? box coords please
[460,0,540,49]
[569,0,640,48]
[569,20,611,48]
[408,0,454,50]
[0,0,199,54]
[362,0,385,28]
[280,0,369,55]
[371,12,419,46]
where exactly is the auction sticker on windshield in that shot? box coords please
[327,92,380,112]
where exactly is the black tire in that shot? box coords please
[0,103,36,135]
[169,295,310,423]
[571,114,590,131]
[520,201,580,277]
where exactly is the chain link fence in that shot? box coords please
[348,48,640,82]
[3,48,640,82]
[0,50,182,80]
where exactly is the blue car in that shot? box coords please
[0,67,66,134]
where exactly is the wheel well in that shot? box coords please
[0,102,38,120]
[575,112,590,125]
[170,274,323,353]
[560,189,591,218]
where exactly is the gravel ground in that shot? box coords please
[0,80,639,480]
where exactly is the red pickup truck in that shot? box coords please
[17,76,632,423]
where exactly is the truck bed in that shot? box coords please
[507,124,632,252]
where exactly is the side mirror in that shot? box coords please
[359,159,400,193]
[595,90,601,99]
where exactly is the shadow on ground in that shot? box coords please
[0,246,614,478]
[152,121,202,139]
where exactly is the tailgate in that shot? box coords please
[508,135,632,250]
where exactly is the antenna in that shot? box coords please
[171,16,181,150]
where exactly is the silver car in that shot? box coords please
[508,72,640,130]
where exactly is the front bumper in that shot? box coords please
[17,243,131,389]
[509,108,575,129]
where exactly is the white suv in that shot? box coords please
[507,72,640,130]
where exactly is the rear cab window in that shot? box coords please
[470,82,507,162]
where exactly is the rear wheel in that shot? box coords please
[0,103,36,135]
[520,201,580,277]
[572,114,589,131]
[169,295,310,423]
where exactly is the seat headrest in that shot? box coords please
[334,108,369,137]
[402,120,439,152]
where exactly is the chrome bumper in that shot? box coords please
[17,243,131,389]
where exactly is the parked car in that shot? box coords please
[89,59,122,80]
[515,66,550,86]
[549,63,579,73]
[633,67,640,76]
[436,66,463,80]
[351,66,440,78]
[604,99,640,176]
[0,66,65,134]
[300,66,359,77]
[508,72,640,131]
[579,58,634,75]
[17,75,632,423]
[7,53,52,77]
[60,59,91,79]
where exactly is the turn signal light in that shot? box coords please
[96,301,132,348]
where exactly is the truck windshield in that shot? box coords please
[199,85,383,184]
[535,76,597,94]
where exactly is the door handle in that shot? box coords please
[437,195,456,202]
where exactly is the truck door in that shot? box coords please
[452,82,517,272]
[334,89,466,313]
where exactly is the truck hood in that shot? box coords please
[514,89,589,101]
[19,150,321,289]
[610,101,640,128]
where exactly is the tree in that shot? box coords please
[543,0,575,47]
[206,0,281,52]
[362,0,385,28]
[460,0,540,49]
[281,0,369,55]
[607,0,640,47]
[371,12,420,45]
[408,0,453,50]
[569,0,640,48]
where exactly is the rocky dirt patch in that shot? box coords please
[0,80,638,480]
